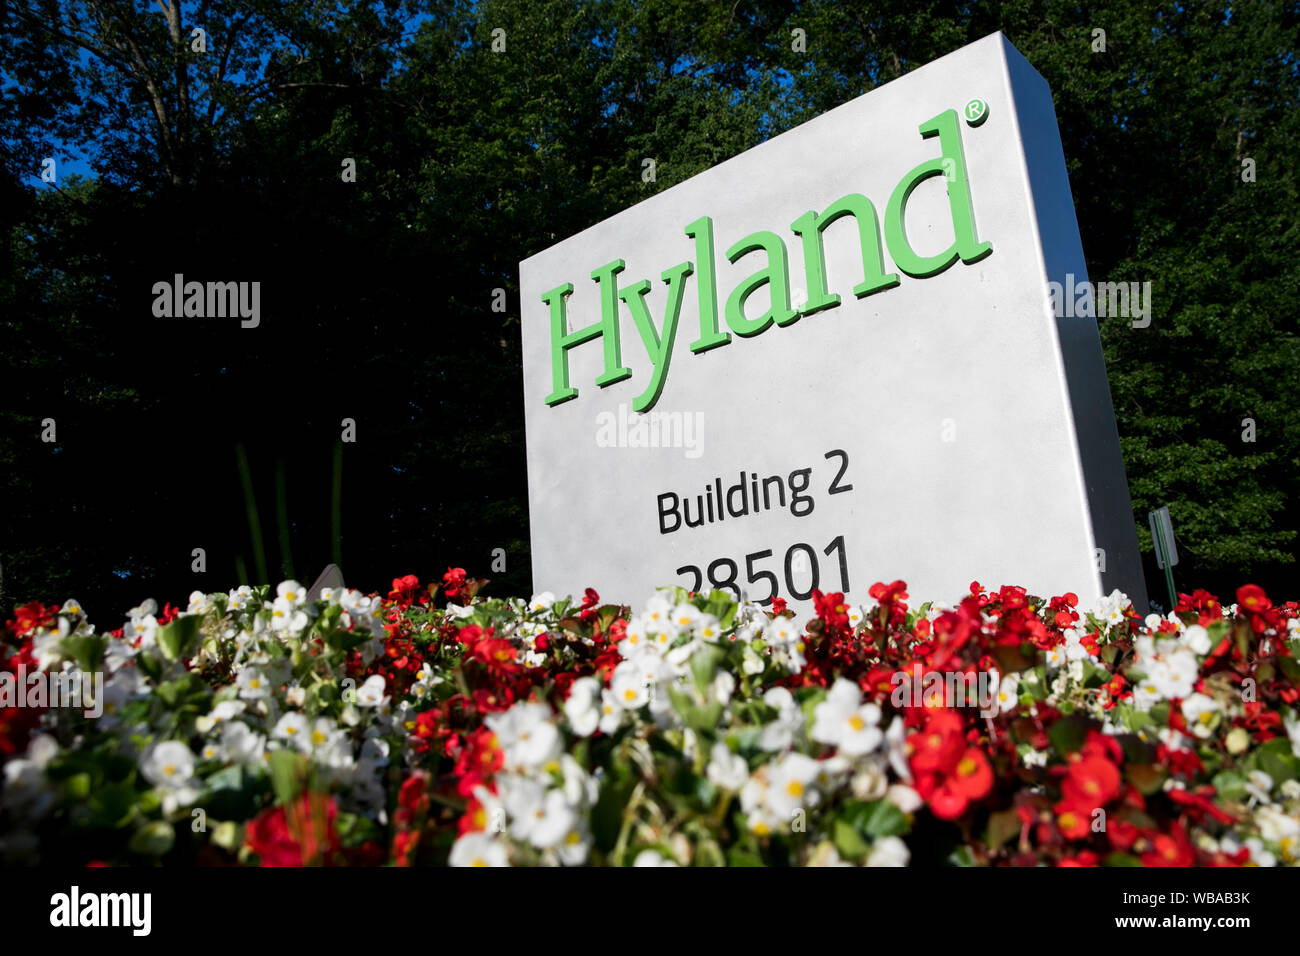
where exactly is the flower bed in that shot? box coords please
[3,571,1299,867]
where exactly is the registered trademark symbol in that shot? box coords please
[964,98,989,127]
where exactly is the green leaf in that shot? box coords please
[128,820,175,856]
[1125,763,1166,795]
[89,782,140,829]
[64,772,92,800]
[985,808,1021,849]
[1105,852,1143,867]
[832,818,869,861]
[324,628,369,652]
[335,811,383,848]
[267,750,308,806]
[852,799,909,838]
[946,845,976,866]
[61,634,106,673]
[156,615,201,662]
[1047,714,1091,755]
[1212,770,1247,801]
[725,847,765,867]
[591,772,634,853]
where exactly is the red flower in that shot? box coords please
[578,588,601,622]
[1058,849,1099,867]
[907,710,965,775]
[950,747,993,801]
[1053,801,1095,841]
[909,711,992,820]
[1140,823,1195,867]
[388,574,427,607]
[1062,755,1121,808]
[1106,818,1139,851]
[1236,584,1270,614]
[442,567,469,601]
[869,580,909,604]
[245,793,341,866]
[1166,786,1236,825]
[471,638,522,678]
[5,602,57,639]
[769,596,788,615]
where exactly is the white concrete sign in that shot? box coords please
[519,32,1147,615]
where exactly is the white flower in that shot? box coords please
[765,751,822,819]
[2,736,59,817]
[1256,807,1300,862]
[236,667,271,700]
[885,718,912,782]
[1183,624,1212,655]
[670,604,701,631]
[140,741,200,811]
[643,593,673,629]
[199,739,223,762]
[556,823,592,866]
[811,678,883,755]
[449,832,509,867]
[31,623,70,670]
[220,722,266,766]
[528,592,556,613]
[1244,837,1277,867]
[849,760,890,801]
[340,589,375,614]
[710,671,736,707]
[1244,770,1274,804]
[560,754,599,808]
[444,603,475,620]
[269,597,308,633]
[187,591,211,615]
[995,673,1019,714]
[486,701,562,771]
[706,742,749,791]
[866,836,910,867]
[598,688,624,734]
[696,614,722,642]
[198,699,246,733]
[610,660,649,710]
[618,617,652,659]
[564,677,602,737]
[633,849,678,867]
[526,789,578,850]
[354,674,388,708]
[1180,694,1219,737]
[276,580,307,607]
[807,843,854,867]
[758,687,803,751]
[886,784,923,814]
[273,712,311,750]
